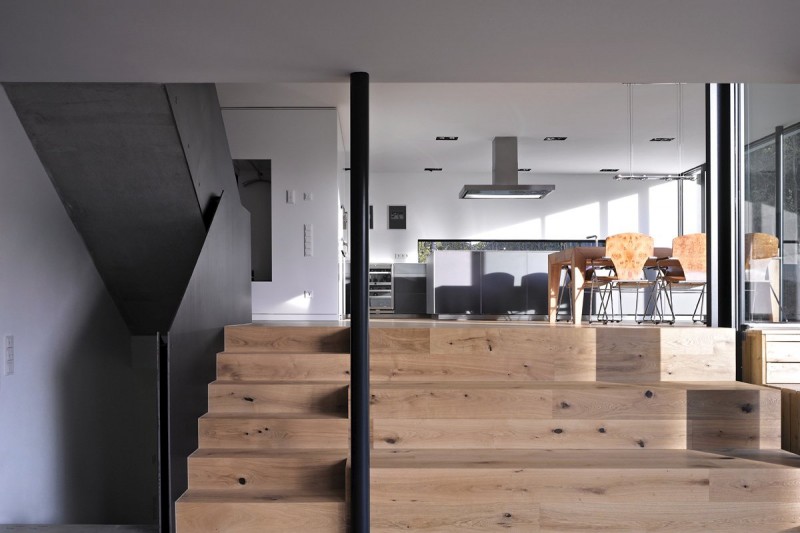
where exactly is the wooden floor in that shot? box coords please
[176,321,800,532]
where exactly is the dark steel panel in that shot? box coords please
[165,84,242,222]
[166,191,251,530]
[3,83,207,334]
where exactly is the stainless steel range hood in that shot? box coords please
[459,136,555,199]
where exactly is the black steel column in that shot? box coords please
[706,83,736,329]
[350,71,370,533]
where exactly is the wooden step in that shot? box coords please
[198,413,348,449]
[369,348,732,382]
[370,381,689,419]
[372,417,689,450]
[222,324,735,382]
[187,449,346,491]
[217,352,350,382]
[176,488,346,533]
[371,448,800,531]
[208,381,348,415]
[369,381,781,450]
[224,325,349,353]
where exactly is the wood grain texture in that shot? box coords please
[371,467,711,503]
[176,495,346,533]
[370,448,791,470]
[767,362,800,383]
[372,418,687,449]
[372,502,539,532]
[224,325,350,353]
[188,449,346,491]
[198,414,348,449]
[782,388,793,451]
[793,390,800,454]
[539,502,800,531]
[685,388,780,421]
[429,327,596,356]
[370,384,553,418]
[370,352,554,381]
[765,340,800,362]
[217,352,350,382]
[709,468,800,502]
[208,381,348,415]
[371,328,430,354]
[551,385,686,419]
[660,351,735,381]
[689,418,781,451]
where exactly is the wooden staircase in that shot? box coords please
[175,325,350,533]
[176,323,800,532]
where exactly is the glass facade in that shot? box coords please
[743,85,800,322]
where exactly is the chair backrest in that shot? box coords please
[605,233,654,281]
[672,233,706,282]
[745,233,779,268]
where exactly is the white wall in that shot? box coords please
[369,172,687,262]
[222,109,341,320]
[0,89,156,523]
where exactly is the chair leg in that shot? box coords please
[692,285,706,323]
[769,284,788,322]
[556,267,572,322]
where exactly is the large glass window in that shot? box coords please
[743,84,800,322]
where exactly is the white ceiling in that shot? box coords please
[1,1,797,175]
[1,0,799,83]
[218,82,706,175]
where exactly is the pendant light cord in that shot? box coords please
[628,83,633,176]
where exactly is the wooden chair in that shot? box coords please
[605,233,655,323]
[745,232,783,322]
[654,233,706,323]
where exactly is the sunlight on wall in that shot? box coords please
[607,194,639,236]
[475,218,542,240]
[683,179,703,235]
[648,181,678,246]
[543,202,600,239]
[284,293,312,309]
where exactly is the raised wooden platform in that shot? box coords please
[176,322,800,532]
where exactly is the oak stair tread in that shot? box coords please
[200,412,347,420]
[190,448,347,459]
[178,488,345,504]
[211,379,348,385]
[370,448,798,469]
[369,380,769,390]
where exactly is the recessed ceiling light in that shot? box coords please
[650,137,675,142]
[435,136,459,141]
[600,168,619,172]
[518,168,532,172]
[424,167,443,172]
[544,136,567,141]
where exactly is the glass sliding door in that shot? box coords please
[782,126,800,321]
[743,84,800,323]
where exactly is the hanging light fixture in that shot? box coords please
[614,83,696,182]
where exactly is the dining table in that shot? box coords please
[548,246,672,325]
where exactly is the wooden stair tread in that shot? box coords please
[200,412,347,420]
[218,352,350,356]
[212,379,348,385]
[190,448,347,459]
[370,448,797,469]
[178,488,344,504]
[369,380,769,390]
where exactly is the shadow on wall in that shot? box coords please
[57,288,156,524]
